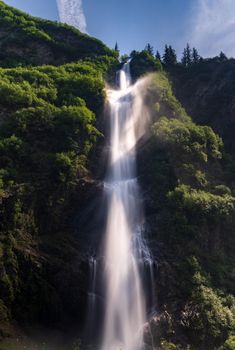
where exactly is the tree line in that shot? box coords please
[115,42,229,68]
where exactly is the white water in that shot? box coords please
[88,256,97,320]
[101,63,152,350]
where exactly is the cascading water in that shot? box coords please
[100,63,153,350]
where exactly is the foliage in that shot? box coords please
[168,185,234,220]
[156,50,162,62]
[180,267,235,347]
[72,340,81,350]
[160,339,183,350]
[218,335,235,350]
[130,50,162,80]
[138,70,235,350]
[152,117,222,163]
[163,45,177,66]
[192,48,200,64]
[147,72,188,120]
[181,44,192,67]
[145,43,154,56]
[181,44,200,67]
[0,0,118,67]
[0,45,112,334]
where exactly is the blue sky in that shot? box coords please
[4,0,235,58]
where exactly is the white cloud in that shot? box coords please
[189,0,235,57]
[56,0,87,33]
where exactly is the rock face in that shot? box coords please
[168,59,235,154]
[0,179,102,337]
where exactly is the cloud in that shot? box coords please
[56,0,87,33]
[189,0,235,57]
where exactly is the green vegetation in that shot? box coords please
[130,49,162,80]
[138,70,235,350]
[0,2,235,349]
[0,0,118,67]
[218,335,235,350]
[163,45,177,67]
[0,41,117,340]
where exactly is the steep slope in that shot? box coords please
[0,4,118,347]
[168,58,235,156]
[0,1,117,67]
[129,67,235,350]
[0,60,106,344]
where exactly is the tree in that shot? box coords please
[163,45,177,66]
[219,51,228,61]
[192,47,200,64]
[114,42,119,53]
[182,43,192,67]
[145,43,154,56]
[130,50,138,59]
[129,50,162,80]
[155,50,161,62]
[121,54,129,63]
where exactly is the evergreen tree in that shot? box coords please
[181,43,192,67]
[163,45,177,66]
[168,45,177,65]
[130,50,138,59]
[145,43,154,56]
[114,42,119,52]
[219,51,228,61]
[155,50,161,62]
[181,48,187,66]
[192,47,200,64]
[163,45,169,64]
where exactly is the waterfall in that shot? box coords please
[100,63,153,350]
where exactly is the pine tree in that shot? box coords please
[130,50,138,59]
[163,45,169,65]
[192,47,200,64]
[114,42,119,52]
[155,50,161,62]
[181,48,187,66]
[145,43,154,56]
[181,43,192,67]
[219,51,228,61]
[168,45,177,65]
[163,45,177,66]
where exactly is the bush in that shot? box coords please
[152,117,222,163]
[218,335,235,350]
[181,277,235,346]
[130,50,162,80]
[0,80,34,106]
[168,185,234,220]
